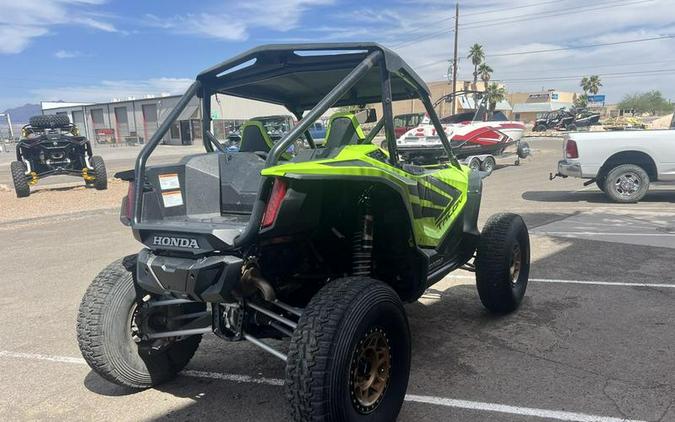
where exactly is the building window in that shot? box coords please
[191,119,202,140]
[72,110,85,128]
[170,123,180,139]
[141,103,158,142]
[114,107,130,139]
[90,109,105,128]
[514,113,521,121]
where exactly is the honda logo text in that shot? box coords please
[152,236,199,249]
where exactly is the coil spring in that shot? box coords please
[353,191,373,276]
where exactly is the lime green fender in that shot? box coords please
[262,144,470,247]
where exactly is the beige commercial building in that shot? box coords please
[507,90,578,123]
[379,80,511,120]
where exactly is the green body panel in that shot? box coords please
[261,144,470,247]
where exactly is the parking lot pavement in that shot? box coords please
[0,137,674,421]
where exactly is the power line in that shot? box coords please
[391,0,652,52]
[413,33,675,70]
[460,0,652,28]
[391,29,453,49]
[462,0,562,17]
[498,68,675,82]
[488,34,675,57]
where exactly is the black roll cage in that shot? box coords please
[132,44,459,247]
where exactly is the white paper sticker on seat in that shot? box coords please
[159,173,180,190]
[162,190,184,208]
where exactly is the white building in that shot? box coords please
[42,94,290,146]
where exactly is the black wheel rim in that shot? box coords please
[349,327,392,414]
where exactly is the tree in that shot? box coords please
[618,91,674,115]
[574,94,589,109]
[484,83,506,114]
[478,63,493,90]
[580,75,602,95]
[467,43,485,87]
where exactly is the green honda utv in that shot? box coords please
[77,43,530,421]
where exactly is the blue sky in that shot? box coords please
[1,0,674,111]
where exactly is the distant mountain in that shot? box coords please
[2,103,41,124]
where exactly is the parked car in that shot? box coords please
[308,120,327,143]
[552,115,675,202]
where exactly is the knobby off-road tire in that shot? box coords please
[10,161,30,198]
[77,258,202,389]
[29,114,70,129]
[476,213,530,314]
[603,164,649,203]
[286,277,411,422]
[90,155,108,190]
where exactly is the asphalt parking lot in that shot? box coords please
[0,137,673,422]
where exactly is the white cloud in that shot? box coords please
[0,0,117,54]
[147,0,334,41]
[30,78,193,103]
[54,50,83,59]
[288,0,675,103]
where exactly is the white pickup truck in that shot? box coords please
[552,115,675,202]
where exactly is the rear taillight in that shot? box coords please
[565,139,579,159]
[261,178,287,228]
[125,181,135,221]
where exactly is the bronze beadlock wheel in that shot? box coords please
[285,277,411,422]
[349,327,392,414]
[509,243,522,285]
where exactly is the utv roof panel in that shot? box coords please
[197,43,430,111]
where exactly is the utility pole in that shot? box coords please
[451,2,459,115]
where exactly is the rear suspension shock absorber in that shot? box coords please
[353,188,374,276]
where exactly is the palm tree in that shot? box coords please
[588,75,602,95]
[467,43,485,87]
[580,75,602,95]
[478,63,493,90]
[484,82,506,115]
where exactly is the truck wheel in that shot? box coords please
[480,156,495,175]
[533,124,547,132]
[476,213,530,314]
[286,277,410,422]
[566,124,577,132]
[90,156,108,190]
[10,161,30,198]
[77,258,203,389]
[604,164,649,203]
[468,157,481,172]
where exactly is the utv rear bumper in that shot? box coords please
[136,249,243,302]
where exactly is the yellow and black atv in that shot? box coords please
[11,114,107,197]
[77,43,530,422]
